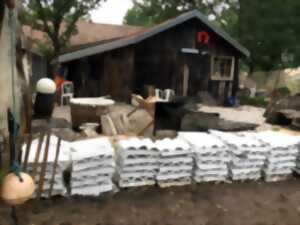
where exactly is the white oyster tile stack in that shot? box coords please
[70,138,115,196]
[22,135,71,197]
[210,131,268,181]
[178,132,229,183]
[295,146,300,175]
[156,138,193,187]
[116,138,159,188]
[252,131,300,182]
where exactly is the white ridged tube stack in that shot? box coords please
[22,135,71,197]
[70,138,115,196]
[116,138,159,188]
[295,147,300,174]
[156,138,193,188]
[210,131,269,181]
[179,132,229,183]
[252,131,300,182]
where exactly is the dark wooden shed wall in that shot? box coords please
[66,18,242,103]
[133,19,241,102]
[67,47,135,101]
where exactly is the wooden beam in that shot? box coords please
[37,132,51,199]
[48,137,61,198]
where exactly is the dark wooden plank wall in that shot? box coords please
[66,18,243,103]
[99,48,135,101]
[134,20,196,96]
[134,19,242,102]
[67,47,135,101]
[195,19,241,103]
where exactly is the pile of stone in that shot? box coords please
[179,132,229,183]
[22,135,71,197]
[252,131,300,182]
[116,138,159,188]
[156,138,193,187]
[70,138,115,196]
[210,131,268,181]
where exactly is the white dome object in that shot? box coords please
[36,78,56,94]
[1,173,35,205]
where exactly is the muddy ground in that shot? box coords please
[1,179,300,225]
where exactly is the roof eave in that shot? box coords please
[58,10,250,63]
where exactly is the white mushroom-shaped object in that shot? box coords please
[1,173,35,205]
[36,78,56,94]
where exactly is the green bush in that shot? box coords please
[275,87,291,96]
[240,96,269,108]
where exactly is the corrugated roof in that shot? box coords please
[22,21,146,54]
[58,10,250,63]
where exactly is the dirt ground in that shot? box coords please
[1,179,300,225]
[15,104,298,225]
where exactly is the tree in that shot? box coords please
[239,0,300,72]
[22,0,105,60]
[124,0,182,26]
[124,0,237,29]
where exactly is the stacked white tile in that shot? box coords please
[22,135,71,197]
[70,138,115,196]
[116,138,159,188]
[156,138,193,187]
[210,131,269,181]
[295,146,300,175]
[252,131,300,182]
[178,132,229,183]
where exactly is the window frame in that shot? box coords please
[210,55,235,81]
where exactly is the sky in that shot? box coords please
[91,0,134,25]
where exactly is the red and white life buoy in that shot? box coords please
[197,31,210,44]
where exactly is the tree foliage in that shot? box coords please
[124,0,237,28]
[239,0,300,71]
[22,0,105,59]
[124,0,300,72]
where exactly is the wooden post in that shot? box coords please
[31,133,44,180]
[48,137,61,197]
[37,132,50,199]
[183,63,189,97]
[22,134,32,172]
[232,56,240,98]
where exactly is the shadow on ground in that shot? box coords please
[1,180,300,225]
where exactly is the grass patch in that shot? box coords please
[240,96,269,108]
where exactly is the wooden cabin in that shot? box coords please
[58,10,250,104]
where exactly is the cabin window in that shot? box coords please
[211,56,235,80]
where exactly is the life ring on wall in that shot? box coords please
[197,31,210,44]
